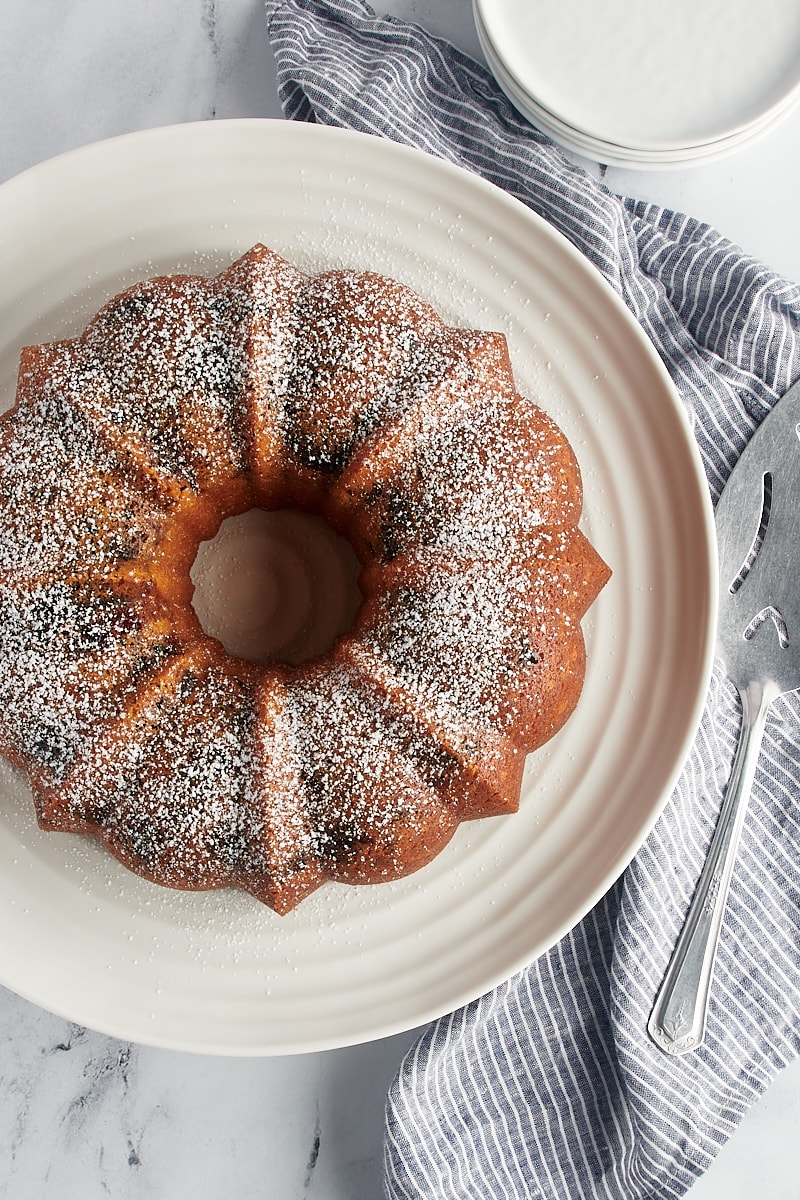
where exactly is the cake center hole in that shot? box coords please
[190,508,363,666]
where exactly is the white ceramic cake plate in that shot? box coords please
[0,120,716,1055]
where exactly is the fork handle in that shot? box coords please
[648,679,773,1054]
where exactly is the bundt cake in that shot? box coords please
[0,244,610,914]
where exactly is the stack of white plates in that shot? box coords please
[474,0,800,169]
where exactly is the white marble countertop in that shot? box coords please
[2,2,800,1197]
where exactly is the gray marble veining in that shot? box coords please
[1,984,419,1199]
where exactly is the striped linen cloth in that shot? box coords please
[264,2,800,1196]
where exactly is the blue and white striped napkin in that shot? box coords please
[264,2,800,1196]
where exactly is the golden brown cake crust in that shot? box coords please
[0,244,610,913]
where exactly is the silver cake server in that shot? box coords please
[649,377,800,1055]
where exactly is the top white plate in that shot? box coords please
[476,0,800,154]
[0,119,715,1055]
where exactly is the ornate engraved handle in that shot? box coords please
[648,679,772,1054]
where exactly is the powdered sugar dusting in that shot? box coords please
[0,577,178,784]
[77,273,252,492]
[0,244,609,912]
[0,345,173,578]
[282,661,459,884]
[56,652,266,891]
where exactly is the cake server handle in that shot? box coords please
[647,677,772,1055]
